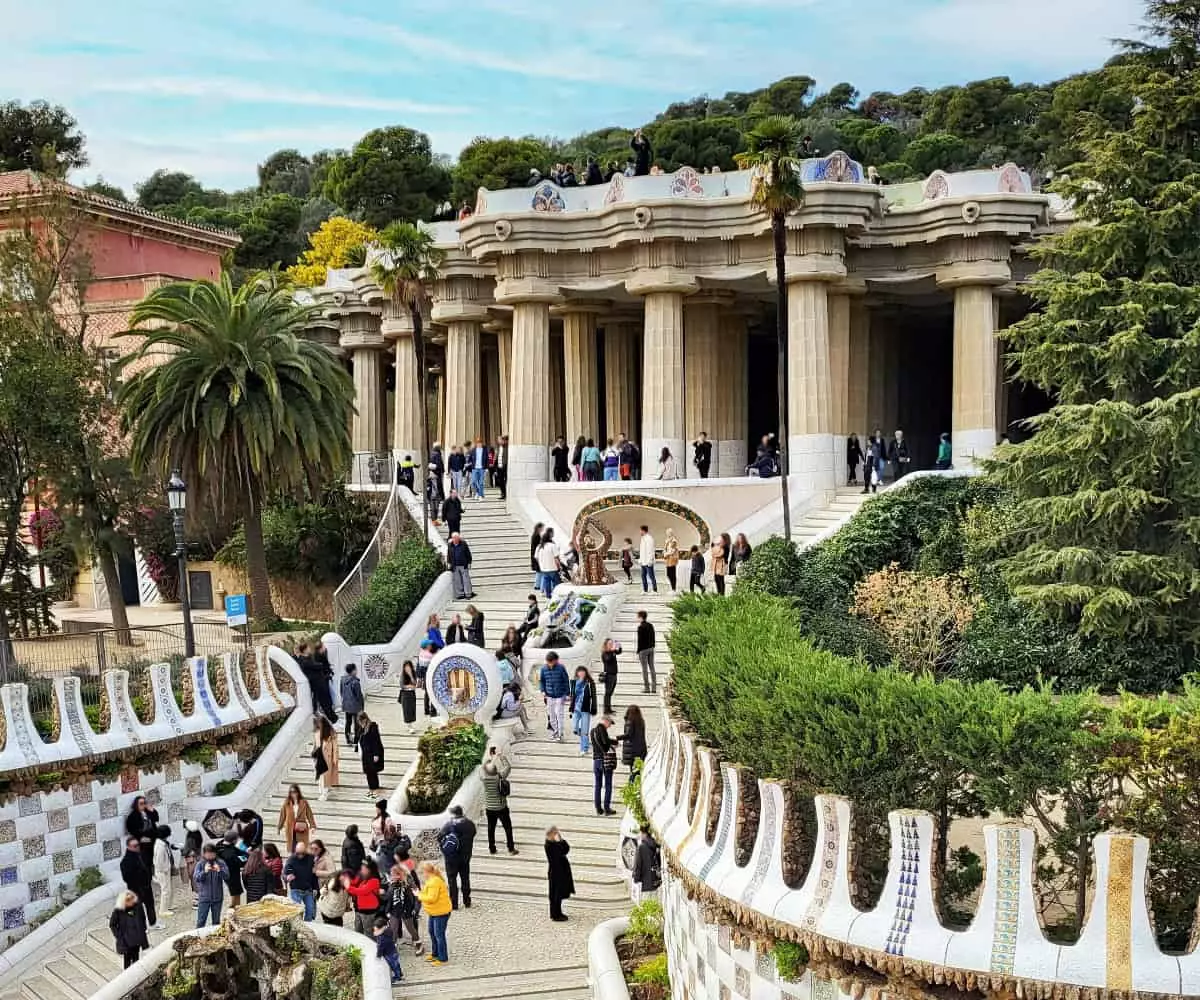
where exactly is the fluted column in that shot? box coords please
[548,334,566,442]
[443,320,482,447]
[952,285,1000,467]
[560,307,601,442]
[640,291,688,476]
[684,297,723,476]
[787,278,835,498]
[603,320,638,443]
[482,346,502,443]
[351,348,386,453]
[828,291,852,482]
[501,295,555,497]
[489,323,512,435]
[716,312,749,477]
[847,298,870,442]
[383,303,423,468]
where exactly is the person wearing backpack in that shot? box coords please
[387,857,424,955]
[631,826,662,903]
[339,663,365,749]
[437,805,476,909]
[481,747,518,856]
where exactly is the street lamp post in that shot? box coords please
[166,470,195,659]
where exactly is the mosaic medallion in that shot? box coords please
[99,798,118,820]
[46,809,69,834]
[430,654,489,717]
[669,166,704,198]
[531,183,566,213]
[620,836,638,872]
[202,808,234,840]
[52,851,74,874]
[102,839,122,861]
[75,823,96,848]
[363,654,390,682]
[3,907,24,931]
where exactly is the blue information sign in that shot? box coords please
[225,594,248,627]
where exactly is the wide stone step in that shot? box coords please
[19,976,72,1000]
[396,963,591,1000]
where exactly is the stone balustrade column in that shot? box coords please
[716,312,750,477]
[603,319,639,443]
[382,303,423,468]
[628,270,697,478]
[787,277,835,498]
[558,305,602,443]
[684,296,725,477]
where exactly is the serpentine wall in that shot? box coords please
[642,704,1196,1000]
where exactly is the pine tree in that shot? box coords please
[990,0,1200,652]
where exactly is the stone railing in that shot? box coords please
[640,703,1196,1000]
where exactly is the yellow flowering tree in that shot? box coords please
[286,216,378,287]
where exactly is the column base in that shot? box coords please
[831,434,847,488]
[717,439,747,478]
[788,433,837,498]
[952,429,996,470]
[506,443,550,500]
[642,438,685,480]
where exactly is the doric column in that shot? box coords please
[828,290,853,484]
[442,321,481,447]
[557,305,602,443]
[628,268,697,477]
[684,295,726,477]
[716,311,749,477]
[603,319,639,444]
[866,310,888,436]
[382,302,423,467]
[938,251,1010,468]
[482,344,502,443]
[486,320,513,435]
[847,298,870,441]
[340,311,387,458]
[432,366,446,448]
[549,334,566,442]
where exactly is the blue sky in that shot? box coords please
[2,0,1144,194]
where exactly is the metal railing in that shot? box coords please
[0,621,248,732]
[332,478,413,627]
[349,451,396,488]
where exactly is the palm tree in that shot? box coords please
[736,115,805,541]
[370,223,445,539]
[117,272,355,626]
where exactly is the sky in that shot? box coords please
[1,0,1146,195]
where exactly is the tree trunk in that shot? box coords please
[242,488,278,626]
[96,543,131,645]
[773,211,792,542]
[412,304,431,542]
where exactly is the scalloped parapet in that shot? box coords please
[644,704,1196,1000]
[923,163,1033,201]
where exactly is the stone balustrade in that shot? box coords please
[640,703,1196,1000]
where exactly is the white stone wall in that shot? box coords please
[0,751,242,950]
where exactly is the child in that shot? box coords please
[689,546,706,593]
[373,915,404,984]
[620,538,634,584]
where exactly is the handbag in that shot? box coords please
[499,776,512,797]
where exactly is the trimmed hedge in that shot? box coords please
[406,722,487,814]
[339,538,444,646]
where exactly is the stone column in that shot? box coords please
[486,322,513,435]
[716,311,749,477]
[340,312,387,458]
[482,345,502,444]
[786,278,835,498]
[951,285,1000,467]
[684,296,724,477]
[847,298,870,442]
[638,289,690,477]
[828,291,852,485]
[559,306,601,443]
[433,367,446,448]
[603,319,639,443]
[442,320,482,447]
[383,303,423,467]
[548,333,566,442]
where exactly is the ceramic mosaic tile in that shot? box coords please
[168,802,185,823]
[989,827,1022,975]
[0,866,16,887]
[71,782,93,805]
[813,977,837,1000]
[75,823,96,848]
[165,760,182,783]
[735,965,750,996]
[884,816,920,957]
[52,851,74,875]
[45,808,69,834]
[145,788,161,807]
[0,821,15,844]
[17,796,42,818]
[120,769,139,794]
[102,838,122,861]
[21,836,45,861]
[28,878,49,901]
[2,907,23,930]
[718,923,731,954]
[755,947,775,981]
[185,776,202,796]
[99,798,118,820]
[720,985,731,1000]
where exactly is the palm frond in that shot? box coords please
[735,115,806,216]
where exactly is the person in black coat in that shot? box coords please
[691,433,712,479]
[544,827,575,921]
[631,827,662,899]
[235,809,264,850]
[217,831,246,907]
[120,837,157,929]
[296,643,337,723]
[846,432,864,486]
[125,797,159,874]
[600,639,620,715]
[529,523,544,581]
[342,825,367,874]
[584,157,603,185]
[359,714,386,792]
[110,890,150,968]
[441,491,463,535]
[621,704,647,772]
[630,129,652,176]
[466,605,485,647]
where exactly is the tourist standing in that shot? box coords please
[241,848,272,903]
[518,593,540,640]
[631,129,652,176]
[710,537,728,596]
[936,432,952,469]
[314,716,340,801]
[447,532,475,600]
[426,613,446,650]
[692,432,712,478]
[544,827,575,921]
[341,825,366,874]
[656,447,680,480]
[571,435,585,481]
[689,545,705,592]
[445,613,467,644]
[635,611,657,694]
[120,837,158,930]
[109,889,150,969]
[235,809,264,850]
[889,429,911,480]
[387,857,423,954]
[529,522,544,587]
[398,659,418,733]
[590,716,619,816]
[662,529,680,592]
[472,439,489,498]
[539,651,570,741]
[582,438,603,481]
[481,747,518,855]
[620,538,634,583]
[730,533,752,575]
[536,528,562,599]
[152,830,176,918]
[417,641,436,717]
[447,445,465,496]
[318,874,350,925]
[495,435,509,499]
[193,843,228,928]
[345,860,383,935]
[441,490,463,535]
[125,797,160,876]
[466,604,486,646]
[276,784,316,851]
[637,526,657,593]
[600,638,620,715]
[417,862,451,965]
[312,840,337,882]
[631,827,662,903]
[217,831,246,908]
[551,436,571,482]
[283,841,319,921]
[359,713,386,797]
[373,916,405,984]
[864,429,886,494]
[438,805,476,910]
[570,666,598,754]
[263,843,284,890]
[602,438,620,480]
[847,432,863,485]
[180,820,202,907]
[622,704,648,773]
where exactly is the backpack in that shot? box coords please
[440,829,460,858]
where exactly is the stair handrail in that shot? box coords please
[333,480,405,627]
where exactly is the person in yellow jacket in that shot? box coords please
[417,862,452,964]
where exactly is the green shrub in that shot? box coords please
[772,940,808,982]
[339,539,443,645]
[214,778,240,795]
[76,866,104,894]
[405,722,487,814]
[181,744,217,766]
[621,760,648,829]
[627,897,665,949]
[630,954,670,988]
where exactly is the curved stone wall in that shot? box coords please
[642,705,1196,1000]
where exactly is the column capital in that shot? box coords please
[685,291,737,309]
[831,277,869,297]
[625,270,699,298]
[550,299,610,318]
[431,301,492,325]
[936,261,1011,288]
[494,277,562,305]
[783,255,847,284]
[339,310,385,352]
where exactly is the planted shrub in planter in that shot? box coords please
[618,899,669,1000]
[339,539,443,646]
[405,721,487,814]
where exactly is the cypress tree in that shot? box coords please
[991,0,1200,652]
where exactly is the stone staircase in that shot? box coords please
[793,485,871,547]
[5,485,865,1000]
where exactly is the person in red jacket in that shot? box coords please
[344,859,382,935]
